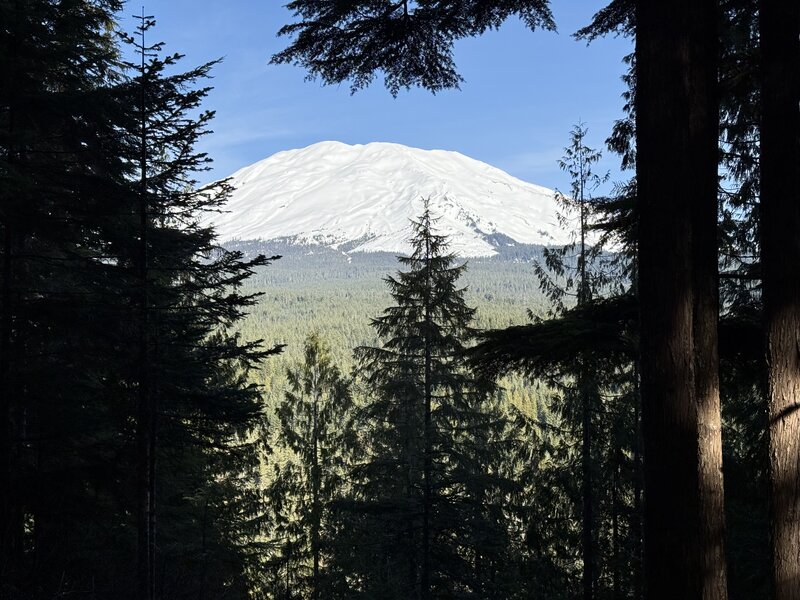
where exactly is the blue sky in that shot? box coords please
[120,2,632,192]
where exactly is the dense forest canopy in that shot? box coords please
[1,1,798,600]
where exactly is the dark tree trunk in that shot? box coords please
[402,393,418,599]
[761,1,800,598]
[135,187,153,600]
[636,0,727,598]
[577,150,594,600]
[136,29,155,599]
[311,369,320,600]
[1,10,22,576]
[422,232,432,600]
[692,16,727,598]
[581,379,594,600]
[612,453,621,600]
[632,366,644,600]
[0,226,18,583]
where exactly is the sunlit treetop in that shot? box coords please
[271,0,555,96]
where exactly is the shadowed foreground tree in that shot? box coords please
[636,1,728,598]
[0,1,127,594]
[760,0,800,598]
[581,2,771,597]
[1,6,279,597]
[118,17,281,599]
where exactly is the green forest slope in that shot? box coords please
[234,241,552,420]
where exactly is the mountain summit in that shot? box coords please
[209,141,566,257]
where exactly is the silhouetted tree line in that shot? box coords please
[0,4,279,598]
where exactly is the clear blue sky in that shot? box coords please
[119,2,632,192]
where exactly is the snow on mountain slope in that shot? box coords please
[208,141,567,257]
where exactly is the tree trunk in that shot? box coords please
[761,1,800,598]
[0,226,19,584]
[311,368,320,600]
[636,0,728,598]
[136,27,155,599]
[135,194,153,600]
[402,385,418,598]
[581,378,594,600]
[612,453,621,600]
[632,365,644,600]
[422,230,432,600]
[578,143,594,600]
[1,8,23,576]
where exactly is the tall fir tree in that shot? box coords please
[264,333,354,600]
[533,122,607,600]
[117,15,279,599]
[340,202,516,599]
[636,1,728,597]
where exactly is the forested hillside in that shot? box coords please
[235,243,551,417]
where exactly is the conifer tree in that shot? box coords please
[0,1,130,594]
[0,9,279,596]
[265,334,354,600]
[532,122,615,600]
[581,4,731,597]
[341,202,516,599]
[116,15,279,599]
[637,2,728,598]
[535,122,612,313]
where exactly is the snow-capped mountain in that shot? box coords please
[208,141,567,257]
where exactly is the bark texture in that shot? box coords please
[636,0,728,598]
[761,1,800,598]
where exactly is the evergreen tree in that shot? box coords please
[532,122,614,600]
[636,2,728,598]
[468,295,642,600]
[584,5,736,598]
[264,333,354,600]
[535,122,613,313]
[580,3,769,596]
[0,6,279,596]
[0,2,130,595]
[116,16,279,599]
[341,202,516,599]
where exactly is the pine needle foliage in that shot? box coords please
[272,0,555,95]
[533,122,614,316]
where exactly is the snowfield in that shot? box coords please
[207,141,568,257]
